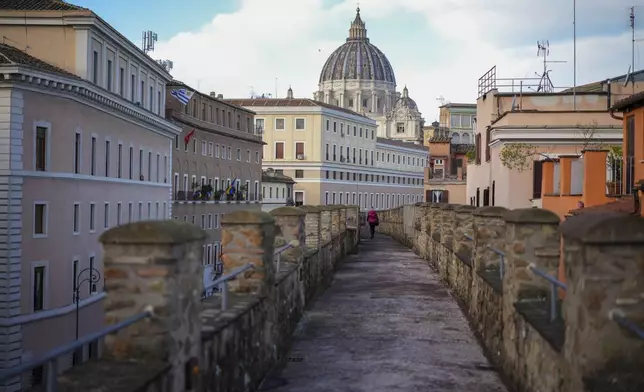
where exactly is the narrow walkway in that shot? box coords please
[262,232,508,392]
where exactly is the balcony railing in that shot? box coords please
[175,190,260,202]
[607,155,636,196]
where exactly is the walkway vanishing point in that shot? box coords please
[261,232,508,392]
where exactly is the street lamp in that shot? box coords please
[74,266,102,340]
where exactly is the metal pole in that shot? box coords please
[75,289,79,340]
[573,0,577,110]
[632,6,636,94]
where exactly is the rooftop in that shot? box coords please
[439,103,476,109]
[611,91,644,112]
[225,98,372,120]
[0,42,80,79]
[376,137,427,152]
[262,170,295,184]
[168,80,254,114]
[0,0,87,11]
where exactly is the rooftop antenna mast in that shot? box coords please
[630,6,636,93]
[142,30,158,54]
[536,40,566,93]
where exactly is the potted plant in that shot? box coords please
[200,184,214,200]
[214,189,225,201]
[606,145,623,195]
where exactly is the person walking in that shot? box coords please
[367,208,379,239]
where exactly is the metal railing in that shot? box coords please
[0,309,153,391]
[464,233,473,241]
[606,155,636,196]
[274,243,294,273]
[528,263,567,322]
[201,242,295,310]
[488,245,506,279]
[609,309,644,340]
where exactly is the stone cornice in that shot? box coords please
[0,65,181,138]
[169,110,264,146]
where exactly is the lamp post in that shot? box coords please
[74,266,102,340]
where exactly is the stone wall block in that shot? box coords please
[99,220,207,392]
[270,206,306,264]
[320,207,332,244]
[299,205,322,249]
[331,207,340,237]
[221,210,276,294]
[560,213,644,391]
[472,206,509,271]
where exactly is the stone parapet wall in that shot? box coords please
[378,203,644,392]
[53,206,358,392]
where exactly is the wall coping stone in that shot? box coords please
[560,212,644,244]
[270,206,306,216]
[455,205,476,213]
[99,221,207,245]
[439,203,455,210]
[473,206,509,217]
[504,208,560,224]
[299,205,322,212]
[221,210,275,224]
[429,203,441,208]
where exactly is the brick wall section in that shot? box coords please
[378,204,644,392]
[53,207,358,392]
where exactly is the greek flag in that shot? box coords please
[170,88,194,105]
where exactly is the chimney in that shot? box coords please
[217,94,223,99]
[210,91,217,98]
[286,86,293,99]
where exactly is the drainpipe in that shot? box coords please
[607,79,624,120]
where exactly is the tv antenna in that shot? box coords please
[142,30,158,53]
[436,95,449,106]
[535,40,566,93]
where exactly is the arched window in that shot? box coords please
[451,133,460,144]
[462,133,471,144]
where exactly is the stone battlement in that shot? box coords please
[42,205,358,392]
[377,203,644,392]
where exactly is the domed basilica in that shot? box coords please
[313,7,424,143]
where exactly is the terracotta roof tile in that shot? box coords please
[226,98,372,120]
[612,91,644,112]
[0,0,86,10]
[568,197,635,217]
[0,43,79,78]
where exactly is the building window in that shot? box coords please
[128,146,133,179]
[92,51,99,84]
[74,132,81,174]
[119,67,125,96]
[396,123,405,133]
[295,118,305,130]
[104,140,110,177]
[295,170,304,179]
[117,143,123,178]
[107,60,113,91]
[88,256,97,294]
[89,136,96,175]
[89,203,96,232]
[73,203,80,234]
[236,148,242,161]
[295,142,304,159]
[104,202,110,229]
[294,191,304,206]
[131,74,136,101]
[34,203,47,237]
[275,118,285,130]
[275,142,285,159]
[35,126,48,171]
[201,140,207,156]
[33,265,46,311]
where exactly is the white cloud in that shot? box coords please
[154,0,642,120]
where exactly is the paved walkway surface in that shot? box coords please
[262,231,508,392]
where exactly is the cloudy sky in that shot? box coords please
[76,0,641,120]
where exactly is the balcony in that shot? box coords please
[541,150,637,218]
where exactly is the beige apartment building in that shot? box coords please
[0,2,181,390]
[166,82,263,267]
[228,88,427,210]
[261,169,296,212]
[467,66,644,210]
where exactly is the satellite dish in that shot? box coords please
[624,65,632,88]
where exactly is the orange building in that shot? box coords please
[542,90,644,218]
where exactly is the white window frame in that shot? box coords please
[88,253,98,294]
[71,256,80,303]
[31,260,49,312]
[89,202,96,233]
[33,121,52,171]
[104,202,110,229]
[275,118,285,130]
[274,141,285,160]
[294,117,306,131]
[33,201,49,239]
[294,190,305,206]
[72,202,81,235]
[73,129,82,174]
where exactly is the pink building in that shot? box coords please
[0,2,181,390]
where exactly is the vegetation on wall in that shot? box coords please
[465,149,475,163]
[499,143,539,172]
